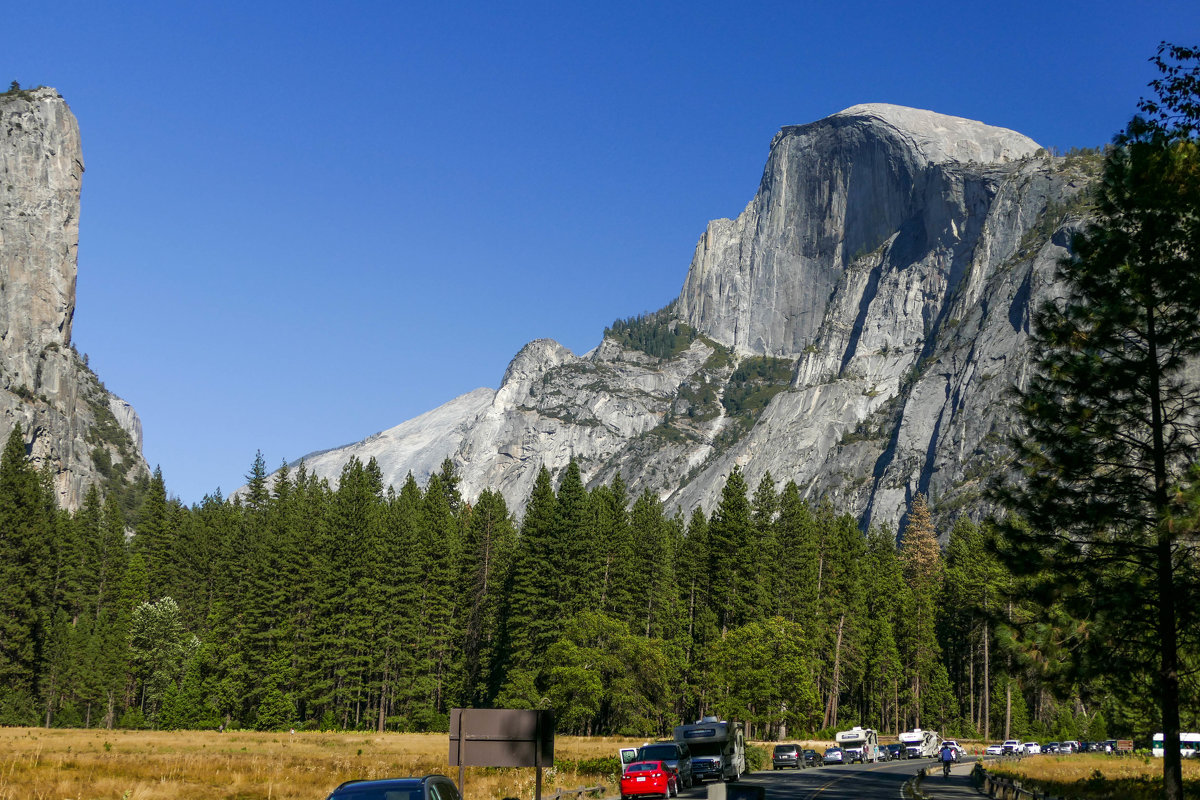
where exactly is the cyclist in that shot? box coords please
[939,743,955,777]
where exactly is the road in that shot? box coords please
[676,757,963,800]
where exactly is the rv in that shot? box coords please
[834,726,880,763]
[673,717,746,782]
[897,728,940,759]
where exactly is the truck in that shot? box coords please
[834,726,880,763]
[898,728,940,759]
[673,717,746,782]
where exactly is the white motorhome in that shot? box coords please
[674,717,746,782]
[834,726,880,763]
[898,728,941,758]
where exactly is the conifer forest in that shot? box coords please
[1,421,1189,744]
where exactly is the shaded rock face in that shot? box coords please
[282,104,1094,533]
[1,87,146,508]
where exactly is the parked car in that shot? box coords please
[875,746,890,762]
[1023,742,1041,754]
[772,744,801,769]
[823,747,845,765]
[636,742,692,789]
[1002,740,1023,755]
[621,761,677,799]
[325,775,461,800]
[986,744,1004,756]
[801,748,822,768]
[941,740,963,760]
[885,743,906,761]
[1043,742,1059,754]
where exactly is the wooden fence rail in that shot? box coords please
[972,762,1064,800]
[544,785,604,800]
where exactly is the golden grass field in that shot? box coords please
[987,753,1200,799]
[0,728,645,800]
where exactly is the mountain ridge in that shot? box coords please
[262,104,1096,531]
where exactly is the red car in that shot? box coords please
[620,760,678,799]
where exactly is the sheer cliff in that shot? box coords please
[283,104,1098,531]
[1,86,147,509]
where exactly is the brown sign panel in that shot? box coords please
[449,708,554,767]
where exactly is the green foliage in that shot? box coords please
[744,743,769,772]
[992,42,1200,800]
[721,356,794,418]
[605,311,698,360]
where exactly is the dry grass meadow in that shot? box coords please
[0,727,643,800]
[987,753,1200,799]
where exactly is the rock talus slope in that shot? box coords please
[1,87,146,508]
[287,104,1095,531]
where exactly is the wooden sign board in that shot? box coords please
[449,708,554,768]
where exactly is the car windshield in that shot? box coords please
[824,748,840,755]
[774,746,796,753]
[626,762,662,773]
[640,746,676,760]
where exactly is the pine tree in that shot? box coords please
[992,45,1200,798]
[708,468,755,633]
[898,495,943,728]
[495,466,558,705]
[0,424,55,724]
[457,488,516,706]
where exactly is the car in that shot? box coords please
[875,746,890,762]
[621,761,677,800]
[823,747,844,765]
[325,775,461,800]
[885,743,906,761]
[986,744,1004,756]
[1044,742,1059,754]
[801,748,822,768]
[636,742,692,789]
[1023,742,1041,754]
[941,740,963,761]
[772,744,801,769]
[1002,740,1022,755]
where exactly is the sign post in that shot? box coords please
[449,709,555,800]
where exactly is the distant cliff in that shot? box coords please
[275,104,1099,531]
[1,86,147,509]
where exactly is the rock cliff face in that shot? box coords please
[283,104,1097,532]
[1,87,146,508]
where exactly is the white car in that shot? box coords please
[942,740,965,759]
[1002,740,1023,755]
[1023,742,1041,754]
[986,744,1004,755]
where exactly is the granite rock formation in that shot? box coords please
[279,104,1098,532]
[1,87,146,508]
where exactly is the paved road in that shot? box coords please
[673,757,980,800]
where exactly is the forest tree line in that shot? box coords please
[0,423,1166,742]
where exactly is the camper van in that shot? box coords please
[673,717,746,782]
[897,728,940,759]
[834,726,880,763]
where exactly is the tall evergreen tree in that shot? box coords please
[993,44,1200,799]
[0,424,55,723]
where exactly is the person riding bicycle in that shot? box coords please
[940,744,955,777]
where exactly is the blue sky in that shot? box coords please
[6,1,1198,504]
